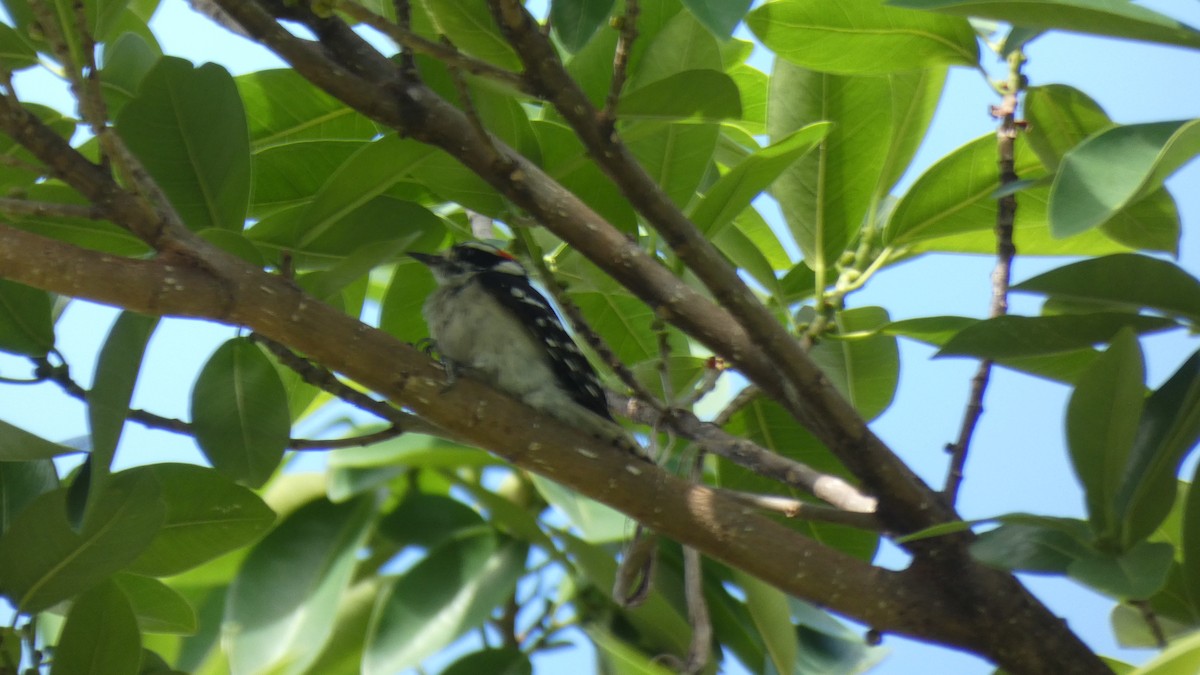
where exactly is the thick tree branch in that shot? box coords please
[0,223,940,642]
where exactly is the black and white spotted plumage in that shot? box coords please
[410,242,612,423]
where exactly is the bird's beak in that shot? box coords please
[408,251,438,266]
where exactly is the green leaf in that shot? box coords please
[1016,254,1200,325]
[116,57,250,231]
[329,432,500,470]
[364,533,526,675]
[0,22,37,71]
[888,0,1200,50]
[1117,349,1200,547]
[191,338,290,487]
[1049,120,1200,239]
[112,572,197,634]
[1068,540,1174,600]
[938,313,1177,359]
[0,421,76,461]
[970,517,1095,573]
[733,569,797,675]
[626,121,720,208]
[88,312,158,491]
[236,69,377,150]
[618,70,742,120]
[1023,84,1112,172]
[748,0,978,74]
[0,469,164,613]
[1186,469,1200,618]
[532,120,637,231]
[770,61,942,274]
[810,307,899,421]
[1067,329,1145,539]
[249,139,367,217]
[290,135,438,249]
[627,10,722,90]
[99,32,159,117]
[587,628,677,675]
[126,464,275,577]
[378,493,486,549]
[551,0,614,52]
[884,133,1046,246]
[689,122,829,236]
[423,0,521,70]
[0,279,54,356]
[0,459,58,533]
[50,580,141,675]
[682,0,753,37]
[225,496,374,675]
[440,648,532,675]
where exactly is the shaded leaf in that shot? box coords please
[0,421,77,461]
[618,70,742,120]
[552,0,614,52]
[364,533,526,674]
[0,459,58,533]
[50,580,141,675]
[682,0,752,37]
[116,58,250,231]
[0,279,54,357]
[126,463,276,577]
[440,648,532,675]
[0,469,164,613]
[1049,120,1200,239]
[112,572,198,634]
[423,0,521,69]
[191,338,290,487]
[236,69,377,149]
[88,312,158,491]
[1014,254,1200,325]
[938,313,1177,359]
[810,307,898,421]
[225,496,374,675]
[1067,329,1144,539]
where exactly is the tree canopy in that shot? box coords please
[0,1,1198,674]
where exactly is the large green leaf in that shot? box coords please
[378,492,486,550]
[1023,84,1180,254]
[0,22,37,72]
[225,496,374,675]
[689,122,829,237]
[1013,254,1200,325]
[1049,120,1200,239]
[87,312,158,491]
[98,32,159,117]
[249,139,367,217]
[532,120,637,231]
[938,313,1177,359]
[618,70,742,120]
[770,61,942,274]
[889,0,1200,50]
[0,279,54,357]
[1066,329,1145,540]
[190,338,290,487]
[126,463,275,577]
[626,10,722,90]
[625,121,720,209]
[1117,349,1200,547]
[748,0,978,74]
[1130,629,1200,675]
[0,469,164,613]
[364,532,526,675]
[50,580,141,675]
[441,648,532,675]
[810,307,899,421]
[116,57,250,231]
[236,69,377,150]
[883,132,1046,246]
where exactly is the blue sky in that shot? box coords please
[1,1,1199,673]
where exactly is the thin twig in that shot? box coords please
[682,451,711,674]
[615,393,878,514]
[713,384,760,426]
[338,0,533,94]
[943,50,1024,503]
[1130,599,1168,649]
[680,356,726,408]
[599,0,639,128]
[391,0,417,77]
[442,43,507,167]
[35,354,412,450]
